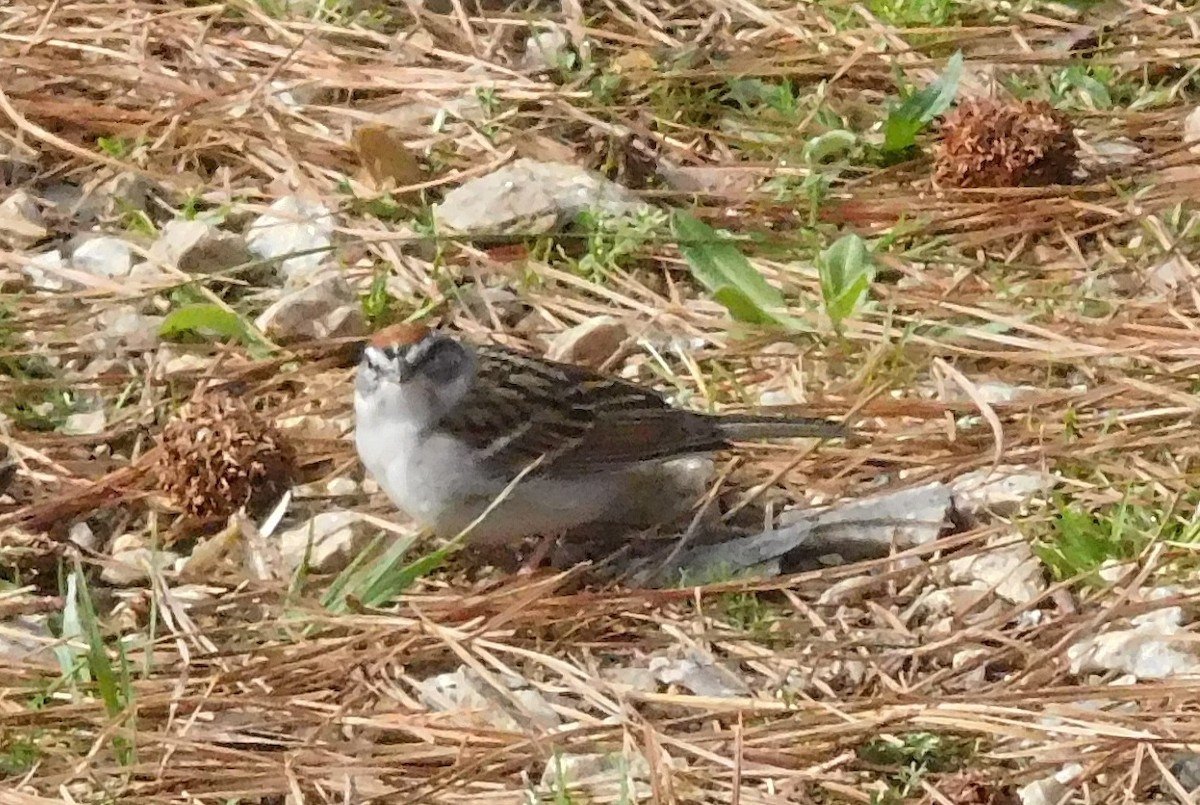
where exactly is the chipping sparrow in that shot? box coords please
[354,324,845,549]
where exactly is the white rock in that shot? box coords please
[1019,763,1082,805]
[1067,600,1198,680]
[546,316,627,369]
[71,236,134,278]
[98,172,155,215]
[62,409,107,436]
[418,666,561,731]
[279,510,373,573]
[21,249,69,291]
[433,158,647,236]
[649,650,750,698]
[951,645,990,687]
[658,161,761,197]
[947,538,1045,605]
[86,305,163,353]
[916,585,990,617]
[150,219,253,276]
[951,466,1055,516]
[103,547,180,585]
[757,389,794,407]
[1016,609,1045,629]
[599,665,659,693]
[665,481,952,584]
[1147,254,1195,297]
[939,379,1037,405]
[817,575,881,606]
[269,79,323,108]
[277,413,343,440]
[0,615,55,663]
[69,522,97,551]
[254,274,366,343]
[0,141,39,187]
[510,687,563,731]
[246,196,334,284]
[0,189,47,247]
[1098,558,1136,584]
[1170,753,1200,791]
[1079,136,1142,170]
[538,752,652,800]
[952,646,990,668]
[520,26,572,72]
[1185,106,1200,155]
[109,532,144,554]
[325,477,358,497]
[158,349,210,376]
[419,668,518,730]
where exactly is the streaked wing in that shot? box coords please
[554,410,729,469]
[439,343,693,475]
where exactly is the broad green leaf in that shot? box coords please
[159,303,273,357]
[713,287,776,325]
[818,234,874,329]
[672,210,801,328]
[160,303,246,340]
[882,116,925,156]
[883,50,964,153]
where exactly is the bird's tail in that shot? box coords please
[713,412,847,442]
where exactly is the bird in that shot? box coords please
[353,323,845,562]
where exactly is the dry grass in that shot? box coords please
[3,0,1200,801]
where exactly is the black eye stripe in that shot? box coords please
[408,337,452,367]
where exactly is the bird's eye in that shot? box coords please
[416,339,465,384]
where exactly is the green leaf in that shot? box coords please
[69,560,136,765]
[883,50,964,153]
[322,530,442,614]
[159,303,273,358]
[73,565,123,718]
[160,303,245,340]
[817,234,874,329]
[672,210,802,329]
[321,530,389,614]
[713,287,776,325]
[54,572,87,690]
[803,129,857,164]
[358,536,429,608]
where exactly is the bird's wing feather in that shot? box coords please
[438,344,717,475]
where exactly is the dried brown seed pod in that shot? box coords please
[934,98,1077,189]
[156,390,294,522]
